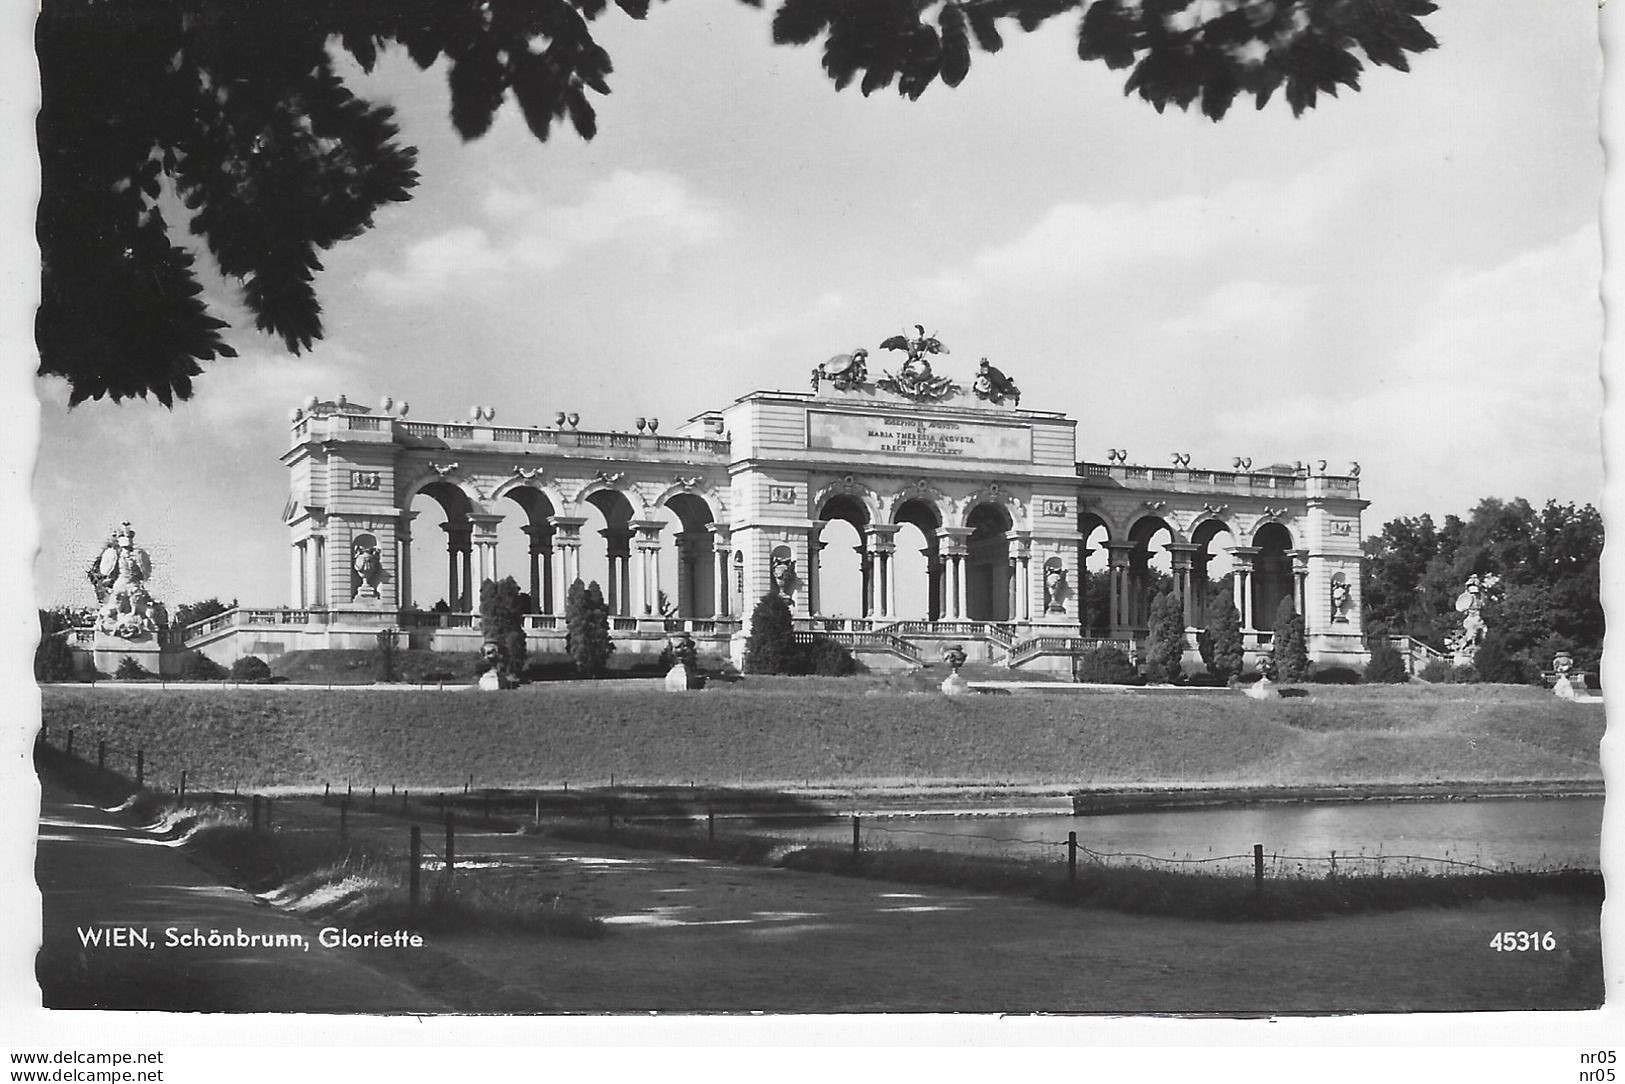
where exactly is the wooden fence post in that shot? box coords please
[851,815,860,860]
[135,749,144,787]
[324,782,330,800]
[534,797,541,830]
[65,729,74,758]
[401,789,409,814]
[264,797,272,828]
[179,770,187,800]
[251,795,262,834]
[445,813,455,874]
[97,740,106,771]
[340,799,348,836]
[1254,844,1265,890]
[708,809,715,845]
[1068,831,1078,886]
[409,826,422,922]
[370,786,376,810]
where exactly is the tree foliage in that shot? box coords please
[1270,596,1309,683]
[1073,644,1137,685]
[39,0,1439,406]
[1201,595,1245,683]
[744,590,798,675]
[35,610,80,682]
[478,575,529,675]
[1362,498,1603,679]
[1361,624,1409,684]
[564,578,615,676]
[171,597,237,630]
[1142,589,1185,684]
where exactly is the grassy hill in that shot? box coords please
[38,681,1604,796]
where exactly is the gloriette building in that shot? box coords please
[189,331,1369,672]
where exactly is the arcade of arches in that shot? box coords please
[282,374,1368,667]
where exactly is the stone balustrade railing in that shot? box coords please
[294,410,730,458]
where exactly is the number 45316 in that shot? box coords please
[1490,931,1555,951]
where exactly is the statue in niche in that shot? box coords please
[353,543,383,599]
[876,324,959,402]
[772,554,800,601]
[971,358,1021,406]
[1329,577,1351,623]
[811,348,869,392]
[89,522,161,640]
[1044,563,1072,615]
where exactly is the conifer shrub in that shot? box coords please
[800,636,857,677]
[1142,591,1187,684]
[115,655,155,681]
[179,651,229,681]
[1271,598,1311,683]
[1361,632,1410,684]
[564,579,615,677]
[743,590,797,675]
[1202,597,1245,683]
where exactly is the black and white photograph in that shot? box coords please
[3,0,1619,1071]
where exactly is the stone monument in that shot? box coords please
[664,630,703,691]
[940,643,970,696]
[86,521,179,676]
[1448,574,1498,666]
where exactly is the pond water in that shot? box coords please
[721,797,1606,874]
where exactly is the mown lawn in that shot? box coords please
[38,682,1603,795]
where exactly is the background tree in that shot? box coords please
[743,590,798,675]
[170,597,237,630]
[564,579,615,676]
[34,610,79,682]
[39,0,1439,406]
[1362,498,1602,678]
[1361,623,1409,684]
[1201,596,1245,684]
[1271,597,1310,683]
[478,575,529,676]
[1142,589,1185,684]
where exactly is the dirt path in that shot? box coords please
[34,790,1604,1014]
[321,807,1604,1014]
[34,782,479,1012]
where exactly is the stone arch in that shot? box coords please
[407,478,478,611]
[893,497,944,620]
[815,493,869,618]
[964,501,1014,621]
[489,481,563,614]
[884,479,950,528]
[1251,520,1295,628]
[1189,514,1237,627]
[812,475,881,524]
[1078,509,1113,636]
[957,484,1026,530]
[1124,513,1178,630]
[573,477,648,520]
[658,491,722,619]
[582,487,638,616]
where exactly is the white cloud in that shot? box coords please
[914,155,1365,309]
[364,170,727,303]
[1207,226,1603,521]
[1156,279,1317,351]
[709,290,849,355]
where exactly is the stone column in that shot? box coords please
[600,526,633,615]
[311,534,326,606]
[1230,546,1260,630]
[291,542,305,609]
[632,520,666,616]
[709,523,732,617]
[866,525,900,621]
[1291,549,1310,622]
[396,512,416,611]
[1168,543,1201,628]
[550,516,587,598]
[1105,542,1135,635]
[938,527,972,621]
[803,521,826,617]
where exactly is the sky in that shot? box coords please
[22,0,1606,613]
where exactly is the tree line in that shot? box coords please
[1361,497,1603,683]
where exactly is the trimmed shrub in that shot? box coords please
[800,636,857,677]
[1311,666,1364,685]
[1362,635,1410,684]
[564,579,615,677]
[230,655,273,683]
[1271,598,1311,683]
[478,575,528,678]
[1185,672,1226,688]
[1142,591,1186,684]
[114,655,154,681]
[1420,658,1479,684]
[1202,598,1246,683]
[179,651,228,681]
[743,590,797,675]
[1074,645,1138,685]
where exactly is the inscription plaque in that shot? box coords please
[808,411,1031,462]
